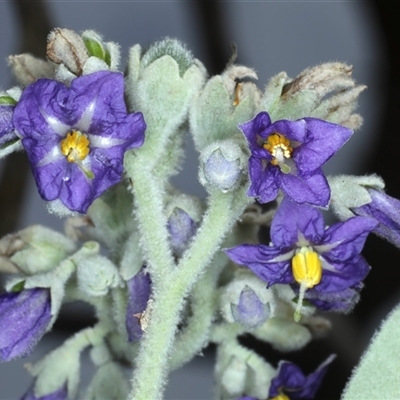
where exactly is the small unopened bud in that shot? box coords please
[8,54,55,86]
[0,225,76,275]
[220,271,273,329]
[330,174,400,248]
[231,285,271,329]
[47,28,89,75]
[141,37,194,76]
[199,139,248,193]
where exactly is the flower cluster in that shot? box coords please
[0,29,396,400]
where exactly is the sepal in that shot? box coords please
[74,241,122,297]
[262,63,364,129]
[190,65,261,151]
[84,362,129,400]
[0,225,76,275]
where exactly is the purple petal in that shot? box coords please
[265,118,308,142]
[125,269,151,342]
[304,286,361,313]
[247,158,279,203]
[317,256,370,292]
[0,289,51,362]
[239,112,272,157]
[353,189,400,247]
[278,169,330,207]
[268,355,335,399]
[294,118,352,175]
[271,197,325,247]
[316,217,377,262]
[225,244,294,286]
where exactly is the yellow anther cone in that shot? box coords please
[292,250,322,289]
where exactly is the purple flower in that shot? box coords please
[226,197,377,293]
[125,269,151,342]
[13,71,146,213]
[20,384,68,400]
[240,112,352,207]
[0,104,17,147]
[268,355,335,399]
[352,189,400,248]
[0,288,51,362]
[226,198,377,318]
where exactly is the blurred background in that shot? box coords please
[0,1,398,399]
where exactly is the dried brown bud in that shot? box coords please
[263,62,365,129]
[47,28,89,75]
[8,54,55,86]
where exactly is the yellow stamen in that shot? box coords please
[263,133,293,166]
[270,393,290,400]
[61,130,90,163]
[292,249,322,289]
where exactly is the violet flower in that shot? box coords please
[240,112,352,207]
[0,104,17,147]
[0,288,51,362]
[268,355,335,399]
[125,269,151,342]
[20,384,68,400]
[352,188,400,248]
[225,198,377,316]
[13,71,146,214]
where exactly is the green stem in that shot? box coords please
[124,151,175,285]
[129,188,250,400]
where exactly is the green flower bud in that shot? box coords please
[199,138,248,193]
[0,225,76,275]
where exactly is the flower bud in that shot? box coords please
[199,138,248,193]
[262,63,364,129]
[76,250,121,296]
[220,272,273,329]
[329,174,400,247]
[47,28,89,75]
[164,191,201,256]
[0,288,51,361]
[0,225,76,275]
[0,88,24,159]
[8,54,55,86]
[81,30,121,72]
[231,285,271,329]
[141,37,194,77]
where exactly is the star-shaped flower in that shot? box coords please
[240,112,352,207]
[268,355,335,399]
[225,198,377,317]
[13,71,146,214]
